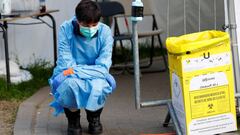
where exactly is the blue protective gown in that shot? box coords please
[48,17,116,116]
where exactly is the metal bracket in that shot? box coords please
[223,24,237,30]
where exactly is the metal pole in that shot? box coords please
[46,14,57,67]
[38,14,57,67]
[235,93,240,98]
[224,0,229,33]
[167,103,183,135]
[132,20,141,109]
[140,99,171,108]
[227,0,240,112]
[132,0,142,109]
[0,22,10,89]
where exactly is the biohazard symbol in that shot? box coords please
[208,103,214,109]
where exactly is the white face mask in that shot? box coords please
[79,24,99,39]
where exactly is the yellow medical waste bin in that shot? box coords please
[166,30,237,135]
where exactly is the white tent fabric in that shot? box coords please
[232,0,240,100]
[113,0,225,44]
[234,0,240,52]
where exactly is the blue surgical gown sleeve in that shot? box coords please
[94,26,113,70]
[55,25,77,74]
[49,24,77,92]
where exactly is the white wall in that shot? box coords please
[0,0,79,67]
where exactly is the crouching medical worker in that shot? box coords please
[48,0,116,135]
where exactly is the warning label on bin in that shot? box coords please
[190,86,230,119]
[189,72,230,119]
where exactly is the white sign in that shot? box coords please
[189,113,237,135]
[190,72,228,91]
[183,52,231,72]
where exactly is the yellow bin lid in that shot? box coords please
[166,30,229,55]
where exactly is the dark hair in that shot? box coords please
[75,0,101,24]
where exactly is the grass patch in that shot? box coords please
[0,60,53,101]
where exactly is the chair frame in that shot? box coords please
[113,14,168,72]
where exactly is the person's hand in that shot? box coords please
[63,68,74,76]
[52,68,74,90]
[106,74,116,90]
[52,73,66,90]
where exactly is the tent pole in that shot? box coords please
[226,0,240,112]
[132,0,141,110]
[132,20,141,109]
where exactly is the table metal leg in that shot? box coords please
[163,111,171,127]
[0,23,10,88]
[167,102,183,135]
[37,13,57,66]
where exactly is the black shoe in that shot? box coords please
[86,108,103,134]
[67,118,82,135]
[64,108,82,135]
[67,126,82,135]
[88,117,103,134]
